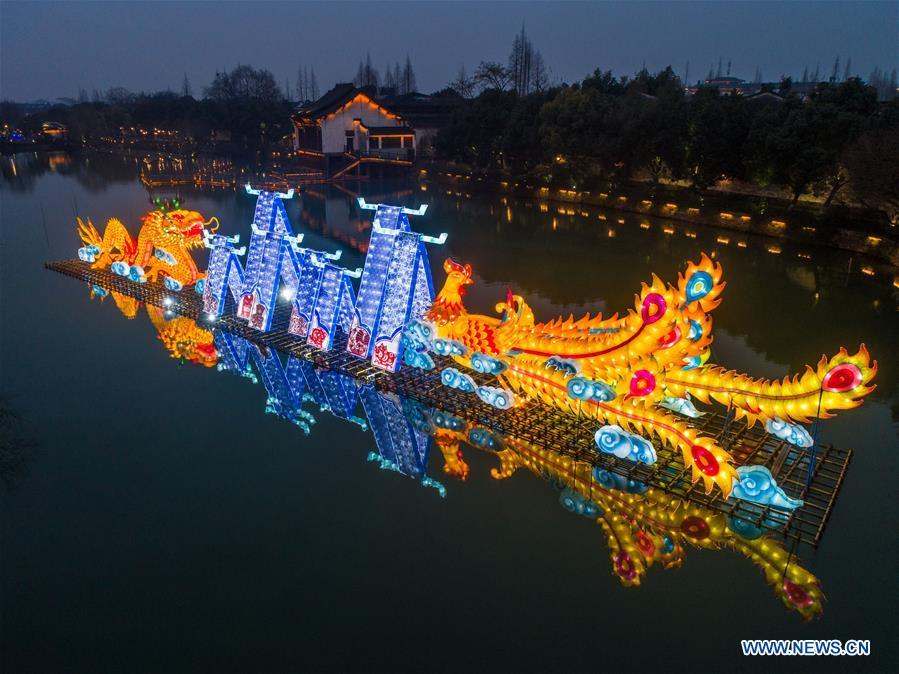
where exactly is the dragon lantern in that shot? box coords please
[77,208,218,291]
[404,254,876,498]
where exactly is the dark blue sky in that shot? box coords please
[1,1,896,101]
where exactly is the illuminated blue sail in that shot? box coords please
[236,186,299,332]
[346,199,443,372]
[202,233,245,316]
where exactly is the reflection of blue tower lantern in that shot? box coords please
[360,386,431,478]
[347,198,446,372]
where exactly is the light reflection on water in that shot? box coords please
[1,152,897,673]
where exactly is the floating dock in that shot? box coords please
[46,259,852,548]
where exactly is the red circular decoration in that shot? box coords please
[782,579,814,609]
[636,531,655,557]
[681,515,710,539]
[614,552,636,580]
[629,370,657,397]
[691,445,720,476]
[640,293,667,324]
[822,363,862,393]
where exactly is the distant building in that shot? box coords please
[291,83,415,160]
[695,76,752,95]
[686,77,824,101]
[377,91,461,157]
[41,122,67,141]
[291,85,461,176]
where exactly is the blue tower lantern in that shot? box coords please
[237,185,298,331]
[347,198,446,372]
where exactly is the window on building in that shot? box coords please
[402,136,414,149]
[369,137,380,150]
[381,136,401,149]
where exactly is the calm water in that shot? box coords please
[1,153,897,673]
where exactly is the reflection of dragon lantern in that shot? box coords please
[88,286,217,367]
[77,209,218,291]
[423,411,824,620]
[407,255,876,498]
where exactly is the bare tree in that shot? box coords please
[475,61,512,91]
[309,67,319,100]
[205,65,283,103]
[450,64,476,98]
[354,52,379,89]
[181,73,193,98]
[383,63,396,93]
[530,51,550,92]
[507,24,547,95]
[401,55,417,94]
[297,65,307,101]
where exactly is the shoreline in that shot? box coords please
[422,165,898,268]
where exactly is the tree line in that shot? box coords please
[1,65,294,152]
[437,67,899,217]
[353,53,418,96]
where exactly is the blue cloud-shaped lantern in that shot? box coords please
[163,276,183,291]
[404,319,436,352]
[730,465,804,510]
[78,245,100,263]
[765,418,813,448]
[476,385,515,409]
[110,261,129,276]
[404,349,435,370]
[470,351,508,375]
[128,265,147,283]
[441,367,476,392]
[433,338,469,357]
[594,425,657,465]
[567,376,616,403]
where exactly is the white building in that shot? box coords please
[292,84,415,161]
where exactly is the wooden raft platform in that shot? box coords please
[46,259,853,547]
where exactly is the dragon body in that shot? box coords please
[413,255,876,498]
[78,209,216,289]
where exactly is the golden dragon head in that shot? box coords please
[144,209,218,251]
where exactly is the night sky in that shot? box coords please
[1,0,896,102]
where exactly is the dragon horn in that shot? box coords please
[204,216,220,232]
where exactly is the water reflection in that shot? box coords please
[84,281,826,620]
[0,396,36,491]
